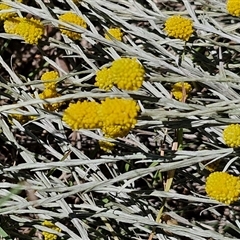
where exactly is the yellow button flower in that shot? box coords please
[0,4,15,21]
[41,71,59,89]
[164,15,193,41]
[39,88,62,111]
[171,82,192,101]
[63,101,101,130]
[4,17,44,44]
[59,12,87,40]
[105,27,123,41]
[205,171,240,204]
[111,58,145,91]
[227,0,240,17]
[100,98,139,138]
[0,0,23,20]
[223,124,240,148]
[4,17,20,34]
[95,67,114,90]
[95,58,145,91]
[95,58,145,90]
[42,220,61,240]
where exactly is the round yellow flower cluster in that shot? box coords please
[39,71,62,111]
[171,82,192,101]
[100,98,139,138]
[42,220,61,240]
[95,58,145,91]
[0,4,15,21]
[4,17,44,44]
[41,71,59,89]
[164,15,193,41]
[63,101,102,130]
[227,0,240,17]
[105,27,123,41]
[205,171,240,204]
[59,12,87,40]
[111,58,145,90]
[39,88,62,111]
[223,124,240,148]
[4,17,20,34]
[0,0,23,20]
[63,98,139,138]
[95,67,114,90]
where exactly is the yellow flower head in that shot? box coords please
[42,220,61,240]
[223,124,240,148]
[59,12,87,40]
[0,4,15,21]
[63,100,101,130]
[105,27,123,41]
[95,67,114,90]
[171,82,192,101]
[164,15,193,41]
[227,0,240,17]
[99,140,115,152]
[4,17,44,44]
[41,71,59,89]
[0,0,23,20]
[111,58,145,91]
[100,98,139,138]
[205,171,240,204]
[39,88,62,111]
[4,17,20,34]
[95,58,145,91]
[111,58,145,90]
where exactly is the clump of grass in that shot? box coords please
[0,0,240,239]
